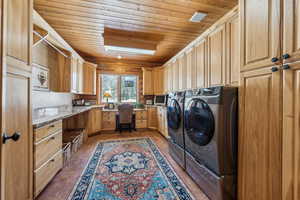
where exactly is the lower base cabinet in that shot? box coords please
[238,67,282,200]
[87,108,102,135]
[136,110,148,128]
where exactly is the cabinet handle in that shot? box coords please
[48,124,55,129]
[271,67,279,72]
[2,132,21,144]
[282,54,290,60]
[271,57,279,63]
[282,65,290,70]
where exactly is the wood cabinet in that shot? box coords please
[101,111,116,131]
[157,106,168,138]
[238,67,282,200]
[172,60,179,91]
[226,13,240,86]
[83,62,97,95]
[167,64,173,92]
[282,0,300,64]
[186,50,193,89]
[7,0,31,64]
[163,66,168,94]
[240,0,281,71]
[208,24,226,86]
[142,67,153,95]
[51,54,71,92]
[147,107,158,129]
[195,39,207,88]
[77,59,83,93]
[282,62,300,200]
[71,56,78,93]
[33,121,63,197]
[86,108,102,135]
[2,0,33,199]
[153,67,164,95]
[136,110,148,129]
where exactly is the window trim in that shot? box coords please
[100,74,139,103]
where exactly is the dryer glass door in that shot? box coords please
[167,99,182,130]
[185,98,215,146]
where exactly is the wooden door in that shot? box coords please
[196,39,206,88]
[238,67,282,200]
[240,0,281,71]
[186,50,192,89]
[226,13,240,86]
[282,0,300,64]
[282,62,300,200]
[208,24,226,86]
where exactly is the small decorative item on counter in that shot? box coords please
[108,103,115,109]
[136,103,145,109]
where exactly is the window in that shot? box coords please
[101,74,138,103]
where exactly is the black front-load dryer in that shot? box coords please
[167,91,185,169]
[184,87,238,200]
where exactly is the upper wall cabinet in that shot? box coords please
[83,62,97,95]
[282,0,300,64]
[51,53,71,93]
[178,54,187,90]
[226,13,240,86]
[240,0,281,71]
[163,66,168,94]
[153,67,164,95]
[142,67,153,95]
[195,39,207,88]
[208,24,226,86]
[172,60,179,91]
[7,0,31,65]
[71,56,78,93]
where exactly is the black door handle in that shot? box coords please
[271,57,279,63]
[3,132,21,144]
[271,67,279,72]
[282,54,290,60]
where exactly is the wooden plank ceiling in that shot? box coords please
[34,0,237,66]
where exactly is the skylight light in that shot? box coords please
[104,45,156,55]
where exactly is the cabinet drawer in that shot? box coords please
[34,131,62,169]
[102,121,116,130]
[34,120,62,142]
[136,120,147,128]
[34,151,63,197]
[136,111,147,120]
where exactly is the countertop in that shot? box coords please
[32,105,104,128]
[32,105,147,128]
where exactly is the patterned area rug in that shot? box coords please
[68,138,194,200]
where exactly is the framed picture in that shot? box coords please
[32,64,49,91]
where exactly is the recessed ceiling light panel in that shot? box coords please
[104,45,156,55]
[190,12,207,22]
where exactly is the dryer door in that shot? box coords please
[167,99,182,130]
[185,98,215,146]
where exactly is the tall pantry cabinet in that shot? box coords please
[239,0,300,200]
[1,0,33,200]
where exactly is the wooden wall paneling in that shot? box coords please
[208,24,226,86]
[226,13,240,86]
[238,67,282,200]
[240,0,281,71]
[195,38,207,88]
[282,62,300,200]
[282,0,300,64]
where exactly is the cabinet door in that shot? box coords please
[283,0,300,63]
[3,72,33,200]
[147,107,157,129]
[282,62,300,200]
[163,67,168,94]
[186,50,192,89]
[7,0,31,64]
[240,0,281,71]
[178,55,187,90]
[191,48,197,88]
[226,13,240,86]
[208,25,226,86]
[196,39,207,88]
[77,60,83,93]
[167,64,173,92]
[159,68,164,94]
[142,68,153,95]
[83,63,96,95]
[238,67,281,200]
[71,57,78,93]
[173,61,179,91]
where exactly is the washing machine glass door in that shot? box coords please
[167,99,182,130]
[185,98,215,146]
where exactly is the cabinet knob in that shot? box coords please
[282,65,290,70]
[271,67,279,72]
[271,57,279,63]
[2,132,21,144]
[282,54,290,60]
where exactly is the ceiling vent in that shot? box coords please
[190,12,207,22]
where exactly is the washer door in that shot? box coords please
[167,99,182,130]
[185,98,215,146]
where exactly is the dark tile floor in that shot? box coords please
[36,130,209,200]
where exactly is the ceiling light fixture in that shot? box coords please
[117,55,122,59]
[104,45,156,55]
[190,12,207,22]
